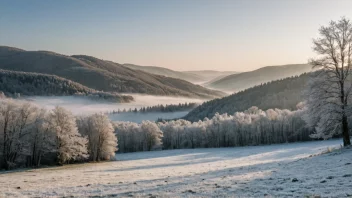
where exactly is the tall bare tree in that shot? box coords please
[306,17,352,146]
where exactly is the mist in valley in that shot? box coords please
[21,94,205,122]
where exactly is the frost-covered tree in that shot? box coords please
[48,107,88,164]
[0,100,40,169]
[141,121,163,151]
[77,114,117,161]
[0,99,57,169]
[305,17,352,146]
[28,109,56,167]
[114,121,163,152]
[0,99,124,169]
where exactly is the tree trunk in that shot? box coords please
[342,114,351,146]
[2,117,8,169]
[37,154,42,167]
[340,79,351,146]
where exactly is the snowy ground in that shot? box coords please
[0,139,351,198]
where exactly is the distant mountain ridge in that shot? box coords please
[123,64,239,84]
[184,73,309,122]
[123,64,204,83]
[207,64,311,92]
[185,70,239,83]
[0,46,225,99]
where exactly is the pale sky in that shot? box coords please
[1,0,352,71]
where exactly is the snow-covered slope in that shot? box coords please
[1,140,351,197]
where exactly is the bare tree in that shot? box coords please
[306,17,352,146]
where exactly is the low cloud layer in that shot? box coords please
[21,94,204,122]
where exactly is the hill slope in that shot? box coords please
[123,64,204,83]
[184,73,309,122]
[207,64,311,92]
[185,70,239,82]
[0,69,133,102]
[0,46,224,99]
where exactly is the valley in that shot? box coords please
[2,4,352,197]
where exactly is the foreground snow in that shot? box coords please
[0,140,351,197]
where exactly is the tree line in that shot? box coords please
[115,105,312,152]
[108,102,199,114]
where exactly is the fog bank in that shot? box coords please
[21,95,204,122]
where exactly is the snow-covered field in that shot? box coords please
[0,139,351,197]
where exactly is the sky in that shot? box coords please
[1,0,352,71]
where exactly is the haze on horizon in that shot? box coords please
[1,0,352,72]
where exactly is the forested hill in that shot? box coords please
[207,64,311,91]
[0,46,225,99]
[184,73,309,122]
[0,69,133,102]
